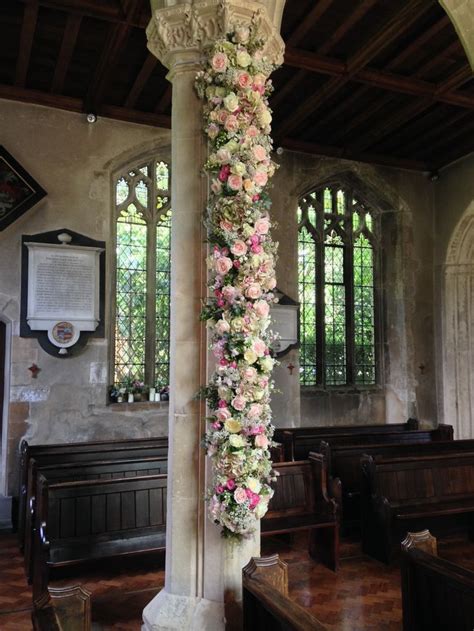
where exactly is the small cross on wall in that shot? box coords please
[287,363,295,375]
[28,363,40,378]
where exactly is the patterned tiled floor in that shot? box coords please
[0,530,472,630]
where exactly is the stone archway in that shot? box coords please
[439,0,474,70]
[441,211,474,438]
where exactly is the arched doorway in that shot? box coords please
[441,212,474,438]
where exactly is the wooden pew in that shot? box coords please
[400,530,474,630]
[32,584,91,631]
[261,453,340,571]
[279,423,453,462]
[242,554,327,630]
[18,436,168,550]
[361,452,474,563]
[318,437,472,530]
[24,456,168,581]
[32,473,167,600]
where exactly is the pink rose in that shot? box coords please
[230,240,248,256]
[232,395,246,411]
[216,484,225,494]
[237,71,252,90]
[252,339,267,357]
[246,283,262,299]
[216,407,231,421]
[255,217,270,234]
[246,489,261,509]
[254,300,270,318]
[243,367,257,382]
[253,170,268,187]
[220,219,233,232]
[255,434,269,449]
[215,319,230,335]
[217,109,228,124]
[212,52,228,72]
[253,145,267,162]
[265,276,277,290]
[224,115,239,133]
[215,257,233,275]
[234,487,248,505]
[219,165,230,182]
[246,125,259,138]
[248,403,262,419]
[251,244,262,254]
[227,174,243,191]
[226,479,236,490]
[222,285,237,302]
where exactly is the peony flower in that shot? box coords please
[227,174,243,191]
[224,418,242,433]
[212,52,228,72]
[224,92,239,112]
[253,170,268,187]
[230,240,247,256]
[234,487,248,504]
[215,257,233,275]
[246,283,262,299]
[224,115,239,133]
[246,125,259,138]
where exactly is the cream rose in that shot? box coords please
[260,356,274,372]
[244,349,257,364]
[247,477,262,493]
[243,367,258,382]
[254,300,270,318]
[216,148,231,164]
[231,317,244,332]
[234,487,248,504]
[215,319,230,335]
[225,418,242,433]
[229,434,246,449]
[246,283,262,299]
[224,92,239,112]
[236,50,251,67]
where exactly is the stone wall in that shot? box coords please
[0,99,170,494]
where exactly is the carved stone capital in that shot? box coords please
[146,0,285,70]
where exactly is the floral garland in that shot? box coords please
[195,26,279,539]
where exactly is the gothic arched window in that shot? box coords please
[297,184,379,387]
[113,159,171,389]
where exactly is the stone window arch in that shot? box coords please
[297,180,381,388]
[112,158,171,390]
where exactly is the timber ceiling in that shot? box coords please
[0,0,473,172]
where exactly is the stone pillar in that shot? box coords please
[143,2,285,630]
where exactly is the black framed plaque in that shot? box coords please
[21,229,105,357]
[0,146,47,231]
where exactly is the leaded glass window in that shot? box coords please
[114,160,171,389]
[297,185,379,387]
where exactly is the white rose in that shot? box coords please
[224,92,239,112]
[236,50,252,67]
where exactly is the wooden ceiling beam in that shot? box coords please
[430,136,474,170]
[50,13,82,93]
[15,1,39,88]
[84,21,131,113]
[100,104,171,128]
[286,0,335,46]
[124,52,158,109]
[413,39,463,78]
[0,83,83,111]
[17,0,148,28]
[283,47,474,108]
[417,118,474,156]
[399,109,473,156]
[275,0,434,141]
[280,138,429,172]
[317,0,377,56]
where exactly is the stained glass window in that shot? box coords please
[114,160,171,389]
[297,185,378,387]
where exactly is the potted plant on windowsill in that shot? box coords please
[131,380,148,402]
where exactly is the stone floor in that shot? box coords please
[0,530,472,630]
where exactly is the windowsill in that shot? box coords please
[108,401,169,411]
[300,384,383,395]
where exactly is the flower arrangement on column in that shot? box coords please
[195,26,279,539]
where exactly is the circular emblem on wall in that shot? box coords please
[48,321,79,348]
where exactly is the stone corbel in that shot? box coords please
[146,0,285,68]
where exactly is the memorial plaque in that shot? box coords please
[270,289,299,357]
[21,229,105,357]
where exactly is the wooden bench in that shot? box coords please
[317,435,467,530]
[261,453,340,571]
[24,455,168,581]
[32,584,91,631]
[401,530,474,630]
[242,555,327,631]
[18,436,168,551]
[32,473,167,600]
[279,423,453,461]
[361,452,474,563]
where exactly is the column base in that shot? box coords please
[142,589,225,631]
